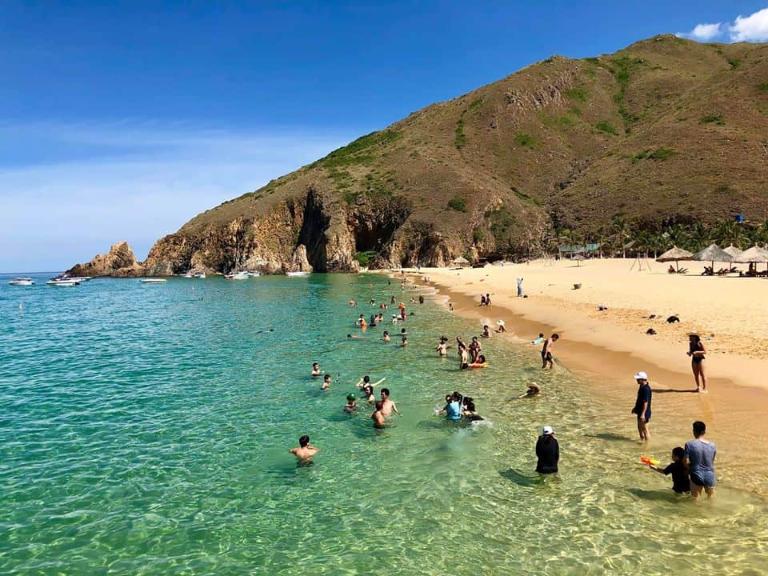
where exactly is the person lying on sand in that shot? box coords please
[289,435,319,464]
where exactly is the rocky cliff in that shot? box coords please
[71,35,768,276]
[67,241,142,277]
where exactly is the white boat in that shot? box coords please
[246,271,260,278]
[286,271,310,277]
[9,277,35,286]
[46,279,79,287]
[193,272,206,279]
[225,271,249,280]
[140,278,167,284]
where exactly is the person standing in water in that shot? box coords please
[535,426,559,474]
[631,371,652,442]
[371,401,386,428]
[541,334,559,369]
[380,388,400,417]
[687,333,707,393]
[289,435,319,464]
[685,421,717,499]
[322,374,332,391]
[311,362,321,377]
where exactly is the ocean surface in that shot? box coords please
[1,273,767,575]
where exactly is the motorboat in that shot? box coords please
[193,272,206,279]
[286,271,310,277]
[46,278,79,287]
[9,277,35,286]
[140,278,167,284]
[246,271,260,278]
[225,271,249,280]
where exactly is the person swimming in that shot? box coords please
[382,330,391,342]
[401,335,408,347]
[481,325,491,338]
[362,384,376,404]
[322,374,332,390]
[311,362,321,377]
[289,435,319,464]
[469,354,487,368]
[441,392,463,422]
[522,382,541,397]
[356,375,386,390]
[344,394,357,413]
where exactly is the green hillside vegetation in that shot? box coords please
[141,35,768,273]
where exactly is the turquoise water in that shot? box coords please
[1,273,767,575]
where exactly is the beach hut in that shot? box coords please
[451,256,470,268]
[735,245,768,275]
[656,246,693,272]
[723,245,743,259]
[693,244,733,274]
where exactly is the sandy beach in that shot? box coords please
[415,258,768,391]
[401,258,768,494]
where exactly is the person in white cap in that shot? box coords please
[631,371,652,442]
[536,425,559,474]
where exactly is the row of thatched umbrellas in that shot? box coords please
[657,244,768,271]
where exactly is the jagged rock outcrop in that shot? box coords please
[67,241,142,277]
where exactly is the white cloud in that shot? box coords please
[729,7,768,42]
[0,123,352,272]
[680,6,768,43]
[678,22,722,41]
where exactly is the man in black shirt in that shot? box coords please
[536,426,559,474]
[631,371,652,442]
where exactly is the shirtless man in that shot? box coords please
[541,334,559,369]
[380,388,400,417]
[289,435,319,464]
[311,362,321,377]
[322,374,332,390]
[371,401,386,428]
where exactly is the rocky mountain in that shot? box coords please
[68,241,141,277]
[71,35,768,276]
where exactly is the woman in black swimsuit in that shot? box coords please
[688,333,707,393]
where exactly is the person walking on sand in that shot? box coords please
[685,421,717,499]
[631,371,652,442]
[541,334,559,369]
[516,277,524,297]
[687,333,707,393]
[289,435,319,464]
[536,426,559,474]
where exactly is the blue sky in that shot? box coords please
[2,1,767,272]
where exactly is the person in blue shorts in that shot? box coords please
[685,421,716,499]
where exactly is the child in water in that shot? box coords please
[649,447,691,495]
[344,394,357,413]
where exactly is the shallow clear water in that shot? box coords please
[1,273,767,575]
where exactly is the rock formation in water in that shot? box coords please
[70,35,768,276]
[67,241,142,277]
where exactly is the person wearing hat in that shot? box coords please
[535,425,559,474]
[631,371,652,442]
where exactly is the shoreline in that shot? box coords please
[395,266,768,496]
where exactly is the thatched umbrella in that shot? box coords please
[693,244,733,274]
[572,253,585,267]
[735,245,768,274]
[723,245,743,259]
[656,246,693,271]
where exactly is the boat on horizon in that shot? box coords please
[140,278,167,284]
[8,277,35,286]
[46,278,79,287]
[286,271,310,277]
[225,271,249,280]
